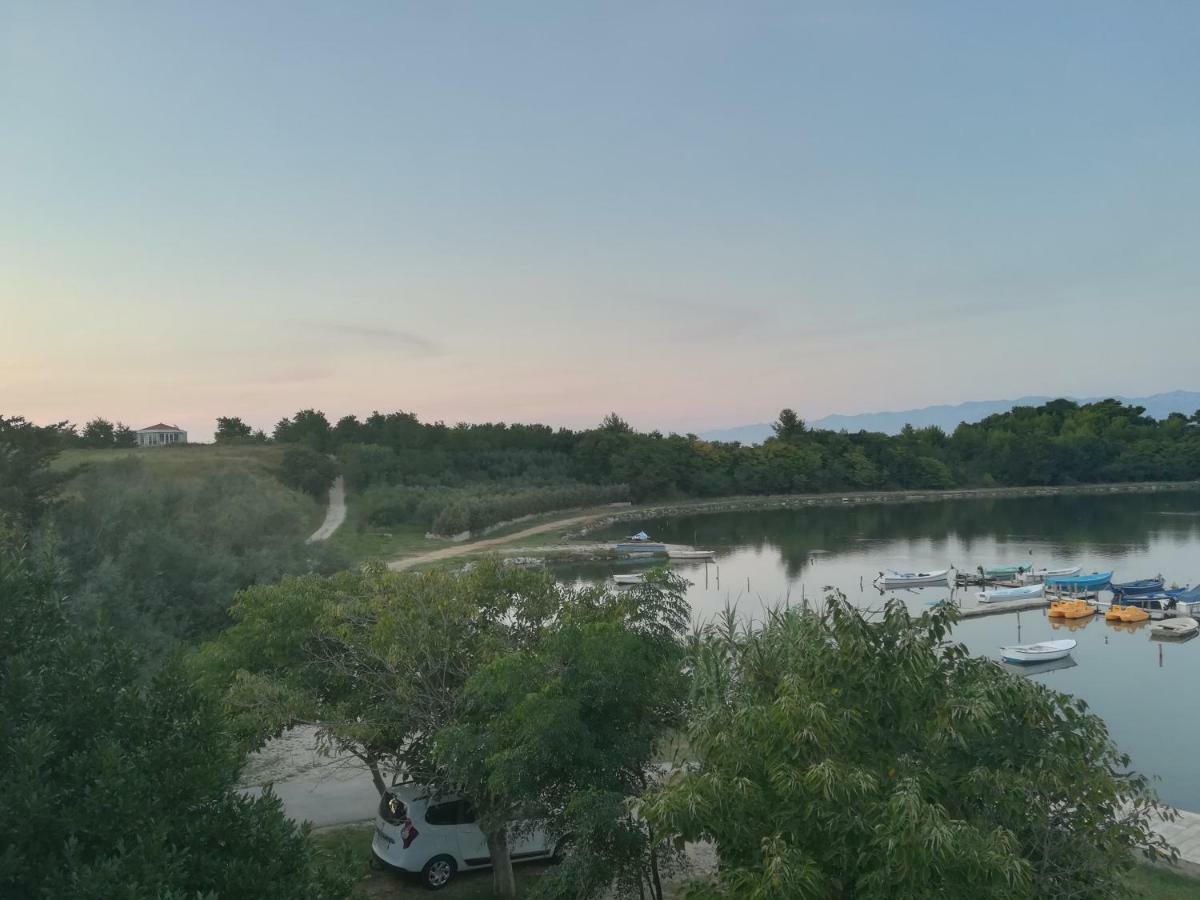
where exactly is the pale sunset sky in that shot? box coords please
[3,2,1199,440]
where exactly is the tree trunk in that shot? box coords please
[366,758,387,796]
[487,828,516,897]
[648,830,665,900]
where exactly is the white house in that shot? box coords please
[137,423,187,447]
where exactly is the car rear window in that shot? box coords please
[379,791,407,825]
[424,799,478,825]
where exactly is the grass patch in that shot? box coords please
[1126,862,1200,898]
[54,443,288,475]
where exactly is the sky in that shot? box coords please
[3,1,1199,441]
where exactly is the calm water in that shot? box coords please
[559,490,1200,809]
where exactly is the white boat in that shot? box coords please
[977,584,1045,604]
[1151,617,1200,639]
[877,568,952,589]
[613,573,647,586]
[667,549,715,560]
[1000,639,1076,664]
[1019,566,1083,584]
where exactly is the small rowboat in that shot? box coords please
[977,584,1044,604]
[1111,577,1165,599]
[1151,617,1200,639]
[1045,572,1113,592]
[667,549,715,560]
[613,573,647,586]
[1001,639,1077,664]
[877,568,952,589]
[981,564,1031,579]
[1020,566,1082,584]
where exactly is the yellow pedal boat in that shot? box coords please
[1052,600,1094,619]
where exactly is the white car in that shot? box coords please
[371,783,559,889]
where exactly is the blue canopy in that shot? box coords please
[630,531,651,542]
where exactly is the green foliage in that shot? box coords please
[198,561,691,898]
[0,414,71,526]
[78,418,138,449]
[277,446,339,498]
[274,409,332,451]
[0,536,349,900]
[215,415,258,442]
[643,595,1176,900]
[51,458,344,650]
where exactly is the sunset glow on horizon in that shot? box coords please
[5,2,1200,441]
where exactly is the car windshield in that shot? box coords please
[378,791,407,825]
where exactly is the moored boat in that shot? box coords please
[876,568,952,589]
[1120,606,1150,623]
[1000,638,1077,664]
[1050,599,1094,619]
[981,564,1031,580]
[613,573,647,585]
[615,533,667,554]
[1167,586,1200,616]
[667,549,715,560]
[1045,572,1113,593]
[977,584,1044,604]
[1111,577,1166,599]
[1151,617,1200,639]
[1020,565,1083,584]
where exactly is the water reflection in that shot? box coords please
[589,491,1200,579]
[560,490,1200,809]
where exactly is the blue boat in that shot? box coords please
[1045,571,1113,592]
[1111,577,1165,598]
[1123,588,1200,609]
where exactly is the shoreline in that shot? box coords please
[388,480,1200,569]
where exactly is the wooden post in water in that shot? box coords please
[747,576,751,593]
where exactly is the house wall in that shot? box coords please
[137,430,187,447]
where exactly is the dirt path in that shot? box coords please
[386,511,609,571]
[307,476,347,543]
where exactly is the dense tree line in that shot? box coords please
[263,400,1200,534]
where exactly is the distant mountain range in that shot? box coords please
[698,390,1200,443]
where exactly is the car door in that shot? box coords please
[453,801,491,868]
[508,815,551,860]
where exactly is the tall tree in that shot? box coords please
[771,407,807,441]
[215,416,254,442]
[644,595,1175,899]
[274,409,331,451]
[0,415,70,526]
[197,560,690,897]
[80,417,116,448]
[0,534,349,900]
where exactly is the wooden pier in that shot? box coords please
[959,599,1050,619]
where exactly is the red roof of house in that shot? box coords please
[138,423,184,432]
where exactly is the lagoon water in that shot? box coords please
[560,490,1200,810]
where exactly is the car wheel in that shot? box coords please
[421,855,457,890]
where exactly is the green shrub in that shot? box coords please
[276,447,338,498]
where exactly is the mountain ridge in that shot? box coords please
[698,390,1200,444]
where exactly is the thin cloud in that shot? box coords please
[306,322,442,355]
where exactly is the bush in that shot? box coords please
[277,447,338,498]
[645,595,1175,898]
[0,538,350,900]
[51,459,346,650]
